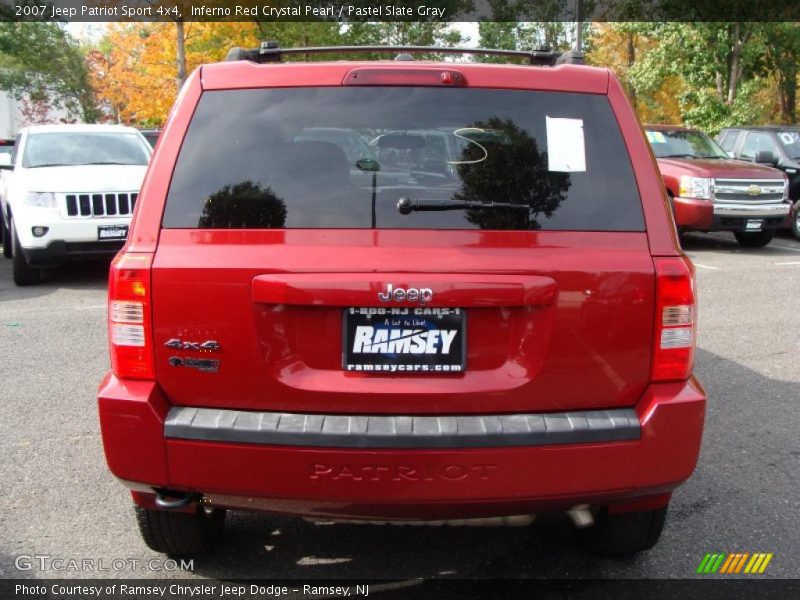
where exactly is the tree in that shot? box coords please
[0,22,98,122]
[342,22,463,60]
[761,23,800,123]
[478,21,577,60]
[90,21,349,126]
[625,23,767,132]
[90,22,265,125]
[477,0,584,62]
[254,21,342,52]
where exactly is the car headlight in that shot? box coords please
[24,192,56,208]
[679,176,713,200]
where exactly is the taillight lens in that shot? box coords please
[652,257,696,382]
[108,252,154,379]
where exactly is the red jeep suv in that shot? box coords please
[97,44,705,557]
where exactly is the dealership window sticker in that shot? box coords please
[546,117,586,172]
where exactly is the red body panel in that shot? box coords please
[150,230,655,414]
[672,196,714,230]
[201,61,610,94]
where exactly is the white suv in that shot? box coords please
[0,124,151,285]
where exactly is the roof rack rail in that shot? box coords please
[224,42,585,66]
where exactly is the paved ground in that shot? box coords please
[0,231,798,581]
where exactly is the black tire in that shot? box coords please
[733,230,774,248]
[792,204,800,241]
[1,214,11,259]
[585,506,667,556]
[10,217,40,285]
[135,505,226,556]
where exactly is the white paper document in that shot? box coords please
[546,117,586,172]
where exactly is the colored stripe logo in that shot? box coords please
[697,552,773,574]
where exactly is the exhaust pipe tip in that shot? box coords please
[567,504,594,528]
[154,490,198,510]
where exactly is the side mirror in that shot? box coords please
[0,154,12,169]
[754,150,779,166]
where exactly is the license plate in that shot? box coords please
[98,225,128,240]
[746,219,763,231]
[343,307,466,373]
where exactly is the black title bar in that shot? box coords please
[4,0,800,22]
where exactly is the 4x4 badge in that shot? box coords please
[165,338,221,352]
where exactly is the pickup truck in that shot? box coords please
[644,125,790,247]
[717,125,800,240]
[0,124,151,285]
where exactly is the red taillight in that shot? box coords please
[108,252,154,380]
[652,256,696,382]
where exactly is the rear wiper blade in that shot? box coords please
[397,197,530,214]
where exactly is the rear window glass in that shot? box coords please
[164,87,644,231]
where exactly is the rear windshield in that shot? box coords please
[646,129,728,160]
[164,87,644,231]
[22,132,150,168]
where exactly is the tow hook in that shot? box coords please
[154,490,199,510]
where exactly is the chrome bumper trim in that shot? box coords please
[713,203,790,217]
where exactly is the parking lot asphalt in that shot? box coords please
[0,231,798,582]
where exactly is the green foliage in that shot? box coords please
[0,22,98,122]
[760,22,800,123]
[673,79,768,135]
[253,21,342,54]
[477,21,576,63]
[616,22,795,133]
[340,22,464,61]
[478,0,583,63]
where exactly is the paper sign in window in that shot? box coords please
[546,117,586,172]
[646,131,667,144]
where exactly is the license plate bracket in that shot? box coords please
[343,307,466,373]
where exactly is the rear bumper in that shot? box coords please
[97,375,706,520]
